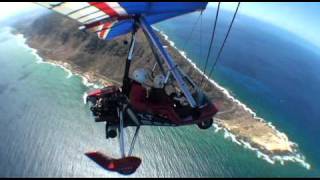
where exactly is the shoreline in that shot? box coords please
[13,27,311,170]
[154,28,310,169]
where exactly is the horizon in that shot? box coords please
[209,2,320,49]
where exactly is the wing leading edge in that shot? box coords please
[35,2,208,40]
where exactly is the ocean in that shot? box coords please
[0,9,319,177]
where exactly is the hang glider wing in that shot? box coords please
[35,2,208,40]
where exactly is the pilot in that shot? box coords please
[131,68,187,107]
[131,68,192,119]
[129,68,150,112]
[148,74,166,102]
[131,68,168,101]
[131,68,164,99]
[132,68,151,94]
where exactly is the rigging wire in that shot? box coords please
[176,10,202,87]
[181,11,203,53]
[202,2,241,89]
[200,12,203,64]
[199,2,221,87]
[189,12,204,77]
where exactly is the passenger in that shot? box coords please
[148,74,166,102]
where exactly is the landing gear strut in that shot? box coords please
[86,103,142,175]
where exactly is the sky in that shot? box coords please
[209,2,320,49]
[0,2,320,49]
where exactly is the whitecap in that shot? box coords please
[83,92,88,104]
[213,122,311,169]
[13,31,103,103]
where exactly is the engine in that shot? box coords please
[86,86,120,123]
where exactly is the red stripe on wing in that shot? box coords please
[89,2,119,17]
[99,21,113,39]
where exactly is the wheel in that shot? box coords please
[87,96,97,104]
[197,119,213,129]
[107,129,117,138]
[118,168,136,175]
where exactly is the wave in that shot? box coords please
[41,60,74,79]
[212,122,310,169]
[83,92,88,104]
[15,31,73,79]
[15,32,106,120]
[14,33,43,64]
[14,32,101,90]
[154,28,311,170]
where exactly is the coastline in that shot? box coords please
[13,26,311,169]
[154,28,311,169]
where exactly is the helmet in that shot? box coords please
[132,68,148,84]
[153,74,166,88]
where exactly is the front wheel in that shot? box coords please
[118,168,136,175]
[197,119,213,129]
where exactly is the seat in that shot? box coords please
[129,81,148,113]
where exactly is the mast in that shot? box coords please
[122,23,138,96]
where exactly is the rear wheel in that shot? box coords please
[197,119,213,129]
[107,129,117,138]
[118,168,136,175]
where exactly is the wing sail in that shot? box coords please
[35,2,208,40]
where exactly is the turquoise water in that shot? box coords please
[0,12,319,177]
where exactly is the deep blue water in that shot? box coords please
[0,8,319,177]
[155,8,320,176]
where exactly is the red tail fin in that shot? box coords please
[85,151,141,175]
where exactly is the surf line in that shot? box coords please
[15,32,103,104]
[153,27,311,170]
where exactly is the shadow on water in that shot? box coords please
[17,71,33,82]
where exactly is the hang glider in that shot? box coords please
[34,2,220,175]
[36,2,207,40]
